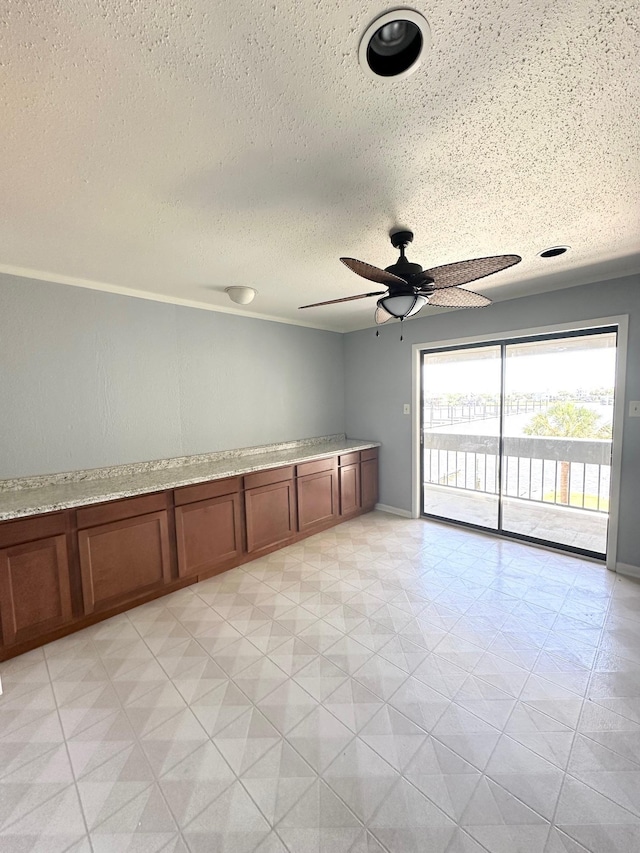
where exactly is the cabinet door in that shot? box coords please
[361,457,379,510]
[298,469,339,533]
[0,535,73,646]
[245,480,296,554]
[78,511,171,614]
[339,464,361,517]
[175,492,242,579]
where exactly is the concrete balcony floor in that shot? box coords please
[423,485,608,554]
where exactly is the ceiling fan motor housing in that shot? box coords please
[385,260,424,281]
[386,229,428,287]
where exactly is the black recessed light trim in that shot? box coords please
[359,10,431,80]
[539,246,570,258]
[367,22,422,77]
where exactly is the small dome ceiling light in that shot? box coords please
[539,246,570,258]
[225,286,257,305]
[359,9,431,80]
[377,292,427,319]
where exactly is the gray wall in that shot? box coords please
[0,275,345,477]
[344,274,640,568]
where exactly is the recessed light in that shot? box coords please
[359,9,431,80]
[539,246,570,258]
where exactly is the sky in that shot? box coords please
[423,342,617,397]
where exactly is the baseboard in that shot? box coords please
[375,503,413,519]
[617,562,640,578]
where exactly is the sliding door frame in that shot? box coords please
[411,316,628,571]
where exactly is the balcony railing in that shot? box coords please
[422,433,612,513]
[424,399,548,428]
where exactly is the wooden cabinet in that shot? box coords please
[297,459,339,533]
[0,522,73,646]
[361,449,379,510]
[339,463,361,517]
[245,467,297,554]
[78,496,172,614]
[339,448,379,516]
[0,446,378,660]
[175,484,243,579]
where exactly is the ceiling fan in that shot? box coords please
[299,230,521,330]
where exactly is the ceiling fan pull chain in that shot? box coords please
[400,318,404,342]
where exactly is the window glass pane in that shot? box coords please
[422,345,501,529]
[501,331,616,555]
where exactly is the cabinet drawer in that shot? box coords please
[0,512,68,549]
[360,448,379,462]
[76,492,167,528]
[339,452,360,467]
[175,476,241,506]
[296,457,337,478]
[244,466,294,490]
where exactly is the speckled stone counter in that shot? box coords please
[0,434,380,520]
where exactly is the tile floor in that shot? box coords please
[1,511,640,853]
[422,486,608,553]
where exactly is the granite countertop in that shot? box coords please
[0,435,380,521]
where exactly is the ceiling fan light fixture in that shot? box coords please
[225,286,257,305]
[378,292,426,319]
[359,9,431,80]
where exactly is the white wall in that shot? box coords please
[0,275,346,477]
[344,274,640,568]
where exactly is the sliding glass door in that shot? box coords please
[421,327,617,558]
[422,345,502,529]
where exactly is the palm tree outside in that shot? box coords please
[523,402,612,505]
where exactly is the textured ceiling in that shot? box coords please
[2,0,639,332]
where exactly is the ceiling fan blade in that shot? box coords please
[375,305,393,325]
[341,258,408,286]
[414,254,521,290]
[427,288,492,308]
[299,290,386,309]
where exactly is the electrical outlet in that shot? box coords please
[630,401,640,417]
[403,404,410,415]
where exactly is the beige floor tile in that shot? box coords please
[1,512,640,852]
